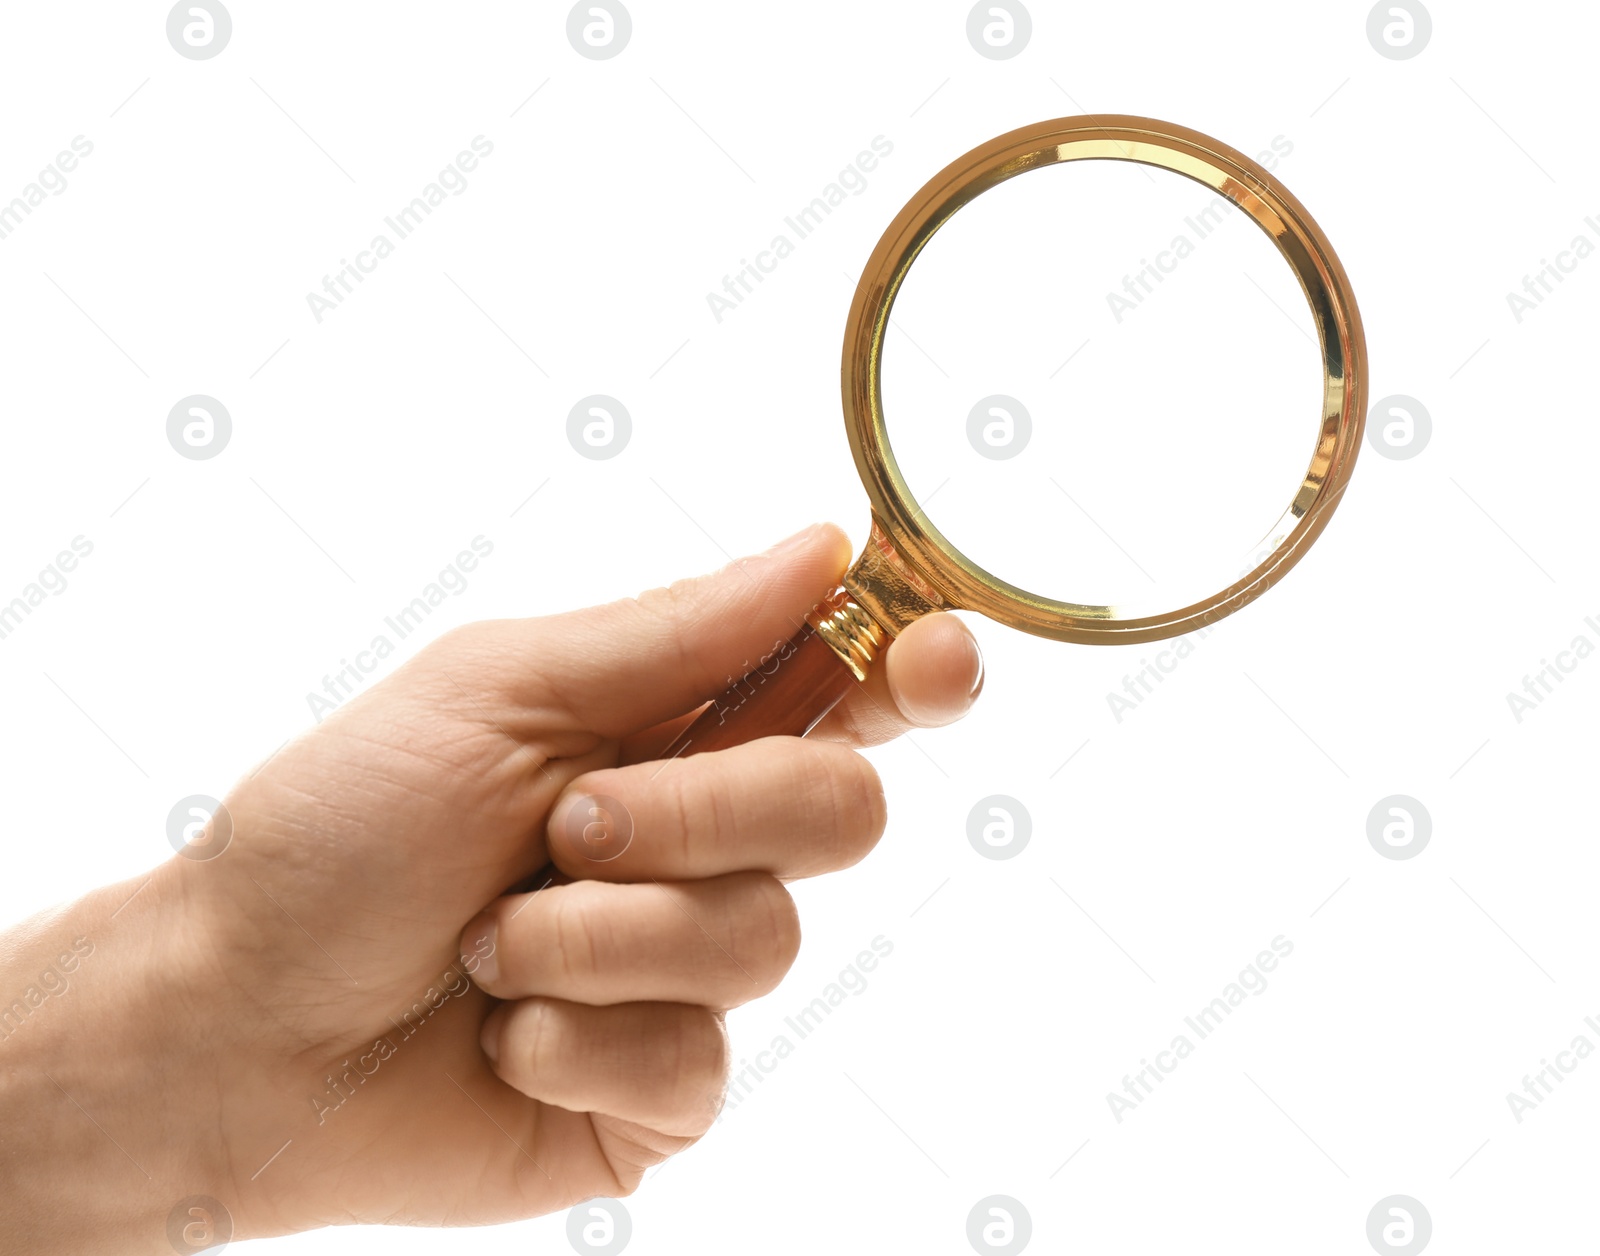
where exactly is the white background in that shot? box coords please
[1,2,1597,1253]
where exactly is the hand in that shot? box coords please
[0,523,982,1251]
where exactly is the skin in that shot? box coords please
[0,523,982,1251]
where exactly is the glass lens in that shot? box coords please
[880,155,1323,617]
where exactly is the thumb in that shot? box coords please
[465,523,854,737]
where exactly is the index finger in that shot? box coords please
[548,736,886,883]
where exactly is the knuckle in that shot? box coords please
[630,581,687,626]
[608,1169,645,1200]
[547,888,601,985]
[630,582,696,665]
[662,767,704,869]
[423,620,494,667]
[512,996,559,1075]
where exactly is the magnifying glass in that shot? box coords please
[666,114,1366,757]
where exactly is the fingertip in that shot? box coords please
[759,521,852,585]
[885,613,984,727]
[814,521,853,573]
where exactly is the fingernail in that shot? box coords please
[561,792,636,862]
[479,1006,504,1064]
[462,915,498,986]
[964,632,985,703]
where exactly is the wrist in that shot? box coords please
[0,865,235,1253]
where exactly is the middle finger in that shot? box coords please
[463,872,800,1008]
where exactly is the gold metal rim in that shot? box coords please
[840,114,1367,645]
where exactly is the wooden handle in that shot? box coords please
[661,592,864,758]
